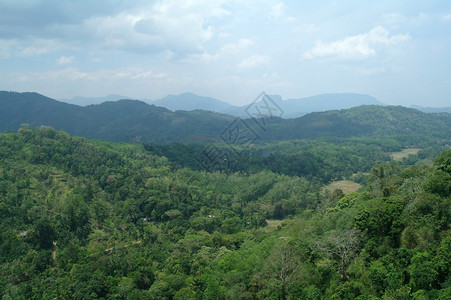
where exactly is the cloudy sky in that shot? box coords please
[1,0,450,106]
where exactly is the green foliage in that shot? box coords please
[409,252,438,291]
[2,91,451,145]
[0,128,449,298]
[435,149,451,174]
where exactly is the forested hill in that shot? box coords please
[0,91,85,132]
[0,91,234,143]
[0,128,450,298]
[1,91,450,143]
[269,105,451,140]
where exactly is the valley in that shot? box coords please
[2,1,451,298]
[0,91,450,299]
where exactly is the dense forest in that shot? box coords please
[1,91,451,144]
[0,127,450,299]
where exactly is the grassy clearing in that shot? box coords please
[324,180,362,194]
[264,220,284,233]
[389,148,421,161]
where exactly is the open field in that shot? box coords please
[264,220,284,233]
[324,180,362,194]
[389,148,421,161]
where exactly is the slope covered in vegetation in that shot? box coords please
[0,128,449,299]
[1,91,450,144]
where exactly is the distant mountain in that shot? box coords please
[151,92,383,118]
[281,93,384,118]
[1,91,450,144]
[225,93,383,118]
[61,94,140,106]
[152,92,234,112]
[221,94,284,117]
[411,105,451,114]
[154,92,384,118]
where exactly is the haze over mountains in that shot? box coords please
[410,105,451,114]
[2,91,450,144]
[61,94,137,106]
[59,92,451,118]
[222,93,384,118]
[60,92,384,118]
[153,93,234,113]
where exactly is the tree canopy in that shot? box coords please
[0,127,449,299]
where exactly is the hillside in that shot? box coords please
[0,128,449,299]
[270,105,451,140]
[152,92,234,112]
[81,101,234,143]
[1,91,450,144]
[0,91,87,131]
[0,91,234,143]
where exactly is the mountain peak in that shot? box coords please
[152,92,233,112]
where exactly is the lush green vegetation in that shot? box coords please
[1,91,451,144]
[144,137,446,184]
[0,127,450,299]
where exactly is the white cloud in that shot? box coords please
[0,1,449,107]
[0,0,232,57]
[16,68,93,82]
[221,38,254,55]
[238,55,270,68]
[189,38,254,62]
[3,66,171,99]
[57,56,75,65]
[19,46,50,57]
[0,39,59,59]
[270,2,285,18]
[110,69,168,80]
[128,0,231,54]
[303,26,410,60]
[14,67,168,84]
[268,0,295,22]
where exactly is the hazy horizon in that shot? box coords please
[1,1,450,107]
[58,91,450,108]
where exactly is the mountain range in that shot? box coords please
[60,92,385,118]
[2,91,450,144]
[59,92,450,118]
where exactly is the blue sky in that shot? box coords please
[0,0,450,106]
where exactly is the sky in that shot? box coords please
[0,0,450,107]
